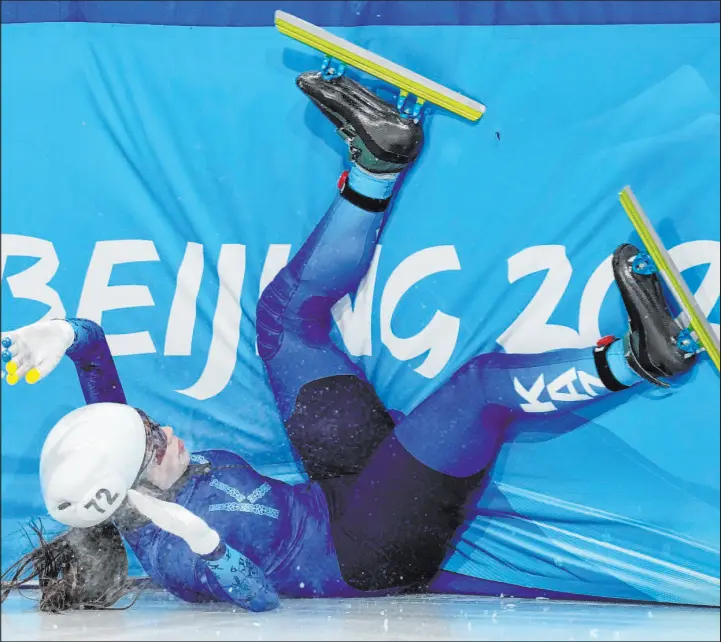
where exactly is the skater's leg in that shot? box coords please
[391,343,634,477]
[257,194,387,421]
[259,197,397,479]
[327,242,697,590]
[326,349,570,590]
[257,71,423,480]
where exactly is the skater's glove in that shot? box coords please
[201,542,280,612]
[2,320,75,385]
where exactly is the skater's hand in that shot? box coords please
[202,543,280,612]
[1,320,75,386]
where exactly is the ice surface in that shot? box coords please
[2,591,719,641]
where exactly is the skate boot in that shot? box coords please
[595,243,697,389]
[296,71,423,175]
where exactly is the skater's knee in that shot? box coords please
[256,283,335,361]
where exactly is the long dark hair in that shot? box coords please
[1,519,146,612]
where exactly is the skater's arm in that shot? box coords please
[135,491,280,613]
[65,318,127,404]
[2,318,126,403]
[155,535,279,612]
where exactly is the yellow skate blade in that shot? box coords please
[275,10,486,122]
[619,186,720,372]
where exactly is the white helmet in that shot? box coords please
[40,403,147,528]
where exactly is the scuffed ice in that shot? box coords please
[2,591,719,641]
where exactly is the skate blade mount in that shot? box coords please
[275,10,486,122]
[619,186,720,372]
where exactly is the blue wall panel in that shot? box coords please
[1,9,719,605]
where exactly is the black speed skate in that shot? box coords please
[296,71,423,174]
[597,243,697,389]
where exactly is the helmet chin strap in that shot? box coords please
[133,478,165,496]
[127,489,220,556]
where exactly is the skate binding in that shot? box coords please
[676,328,702,355]
[630,251,658,276]
[396,91,425,123]
[320,56,346,80]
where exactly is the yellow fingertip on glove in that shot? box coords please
[6,373,18,385]
[6,361,17,375]
[25,368,41,385]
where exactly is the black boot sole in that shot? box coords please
[296,72,423,165]
[612,243,696,384]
